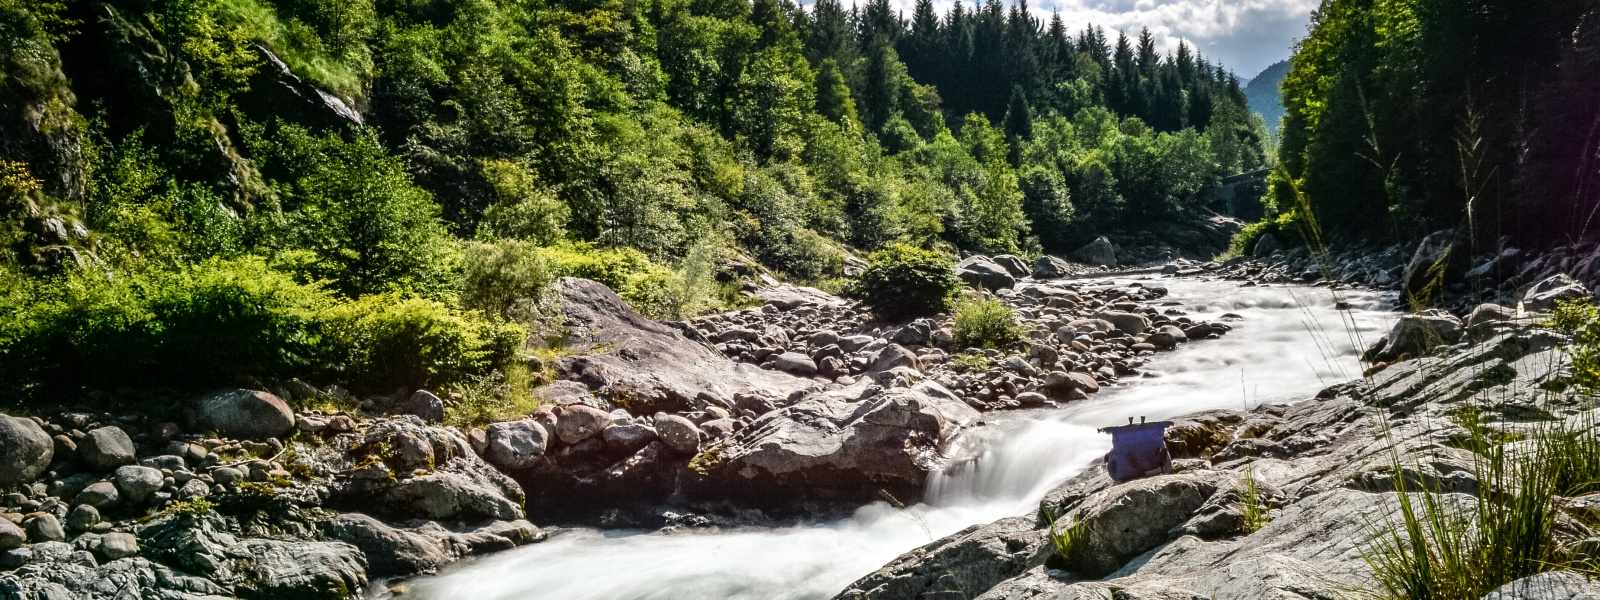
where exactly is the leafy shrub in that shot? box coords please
[850,244,960,321]
[318,294,524,394]
[1552,299,1600,393]
[461,239,555,322]
[1221,209,1302,260]
[952,295,1023,349]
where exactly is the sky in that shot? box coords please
[892,0,1320,80]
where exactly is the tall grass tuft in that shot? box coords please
[1239,467,1269,534]
[952,294,1023,349]
[1043,508,1088,567]
[1363,413,1600,599]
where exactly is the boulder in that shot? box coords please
[378,464,524,521]
[98,532,139,561]
[1363,309,1464,362]
[836,516,1047,600]
[79,426,135,471]
[484,420,548,470]
[1095,311,1151,336]
[23,514,64,543]
[1032,256,1074,279]
[112,465,164,504]
[326,513,455,577]
[1401,229,1464,301]
[769,352,820,377]
[602,422,658,454]
[1467,303,1516,329]
[870,344,922,374]
[0,415,53,486]
[1522,274,1590,312]
[397,390,446,423]
[992,254,1032,278]
[1058,472,1222,577]
[654,414,702,454]
[191,389,295,440]
[956,256,1017,291]
[553,278,812,415]
[1483,571,1600,600]
[1071,237,1117,266]
[555,405,611,445]
[700,382,980,503]
[75,481,119,509]
[0,519,22,551]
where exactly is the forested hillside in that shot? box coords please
[1263,0,1600,252]
[0,0,1263,407]
[1243,59,1286,135]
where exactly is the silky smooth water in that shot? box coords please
[396,276,1397,600]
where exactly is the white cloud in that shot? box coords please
[883,0,1317,78]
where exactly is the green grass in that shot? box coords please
[1044,508,1088,567]
[215,0,371,101]
[1239,467,1269,534]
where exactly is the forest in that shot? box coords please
[0,0,1266,406]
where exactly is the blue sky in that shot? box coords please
[892,0,1319,79]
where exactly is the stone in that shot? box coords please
[555,405,611,445]
[654,414,702,454]
[1252,233,1282,258]
[1058,472,1222,577]
[75,481,119,509]
[1071,236,1117,266]
[1032,255,1074,279]
[602,422,658,454]
[1467,303,1516,329]
[23,514,64,543]
[836,516,1046,600]
[398,390,446,423]
[1483,571,1600,599]
[1521,273,1590,312]
[870,344,922,374]
[1043,371,1099,395]
[484,420,549,470]
[770,352,820,377]
[0,416,53,487]
[1015,392,1048,406]
[0,518,22,551]
[210,466,244,486]
[1095,311,1151,335]
[992,254,1031,278]
[79,426,135,471]
[1363,309,1464,362]
[957,256,1017,291]
[326,513,455,577]
[1401,229,1463,301]
[191,389,295,440]
[112,465,164,505]
[64,505,99,533]
[97,532,138,560]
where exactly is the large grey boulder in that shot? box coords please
[0,518,23,551]
[1402,229,1463,301]
[1071,236,1117,266]
[1094,311,1151,336]
[379,461,524,521]
[836,516,1047,599]
[654,414,702,454]
[700,382,980,503]
[397,390,446,423]
[0,415,52,487]
[112,465,164,504]
[769,352,820,377]
[1363,309,1464,362]
[553,278,812,415]
[1057,472,1223,577]
[1483,571,1600,600]
[325,513,456,577]
[322,419,527,522]
[23,514,64,543]
[554,404,610,445]
[1032,256,1074,279]
[1521,274,1590,312]
[191,389,295,440]
[869,344,922,374]
[484,420,548,470]
[79,426,135,471]
[141,510,368,600]
[957,256,1017,291]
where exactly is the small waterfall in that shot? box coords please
[394,278,1397,600]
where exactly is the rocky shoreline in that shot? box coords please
[0,253,1244,598]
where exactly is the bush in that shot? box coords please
[952,295,1023,349]
[461,239,555,322]
[850,244,960,321]
[318,294,524,394]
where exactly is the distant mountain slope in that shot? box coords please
[1244,60,1289,134]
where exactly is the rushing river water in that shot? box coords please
[395,275,1398,600]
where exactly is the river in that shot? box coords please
[393,275,1398,600]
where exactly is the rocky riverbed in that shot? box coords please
[5,250,1600,599]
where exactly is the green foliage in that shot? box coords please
[1364,415,1600,598]
[461,239,556,322]
[1239,467,1268,534]
[317,293,523,393]
[216,0,374,100]
[1552,300,1600,395]
[952,295,1023,349]
[443,369,542,428]
[1043,507,1088,567]
[850,243,959,321]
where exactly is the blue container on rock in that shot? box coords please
[1098,418,1174,482]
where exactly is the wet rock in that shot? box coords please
[836,516,1047,600]
[0,416,53,488]
[485,420,549,470]
[191,389,295,440]
[654,414,702,454]
[1521,274,1590,312]
[1056,472,1222,577]
[1072,237,1117,266]
[79,426,135,471]
[957,256,1017,291]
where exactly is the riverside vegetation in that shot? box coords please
[3,0,1600,598]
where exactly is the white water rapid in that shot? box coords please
[395,276,1398,600]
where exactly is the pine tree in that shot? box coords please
[815,57,859,127]
[1003,84,1033,165]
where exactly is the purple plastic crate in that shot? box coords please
[1098,419,1174,482]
